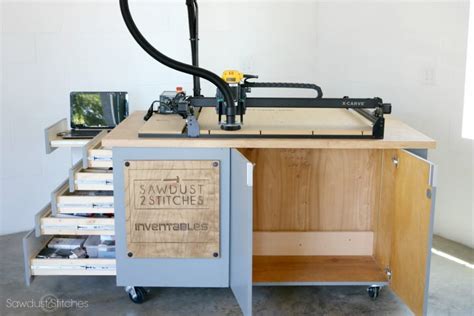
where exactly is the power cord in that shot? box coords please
[143,100,160,121]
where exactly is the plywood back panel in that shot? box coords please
[253,231,373,256]
[124,160,220,258]
[240,149,382,231]
[253,256,388,283]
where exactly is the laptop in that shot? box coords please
[60,92,129,139]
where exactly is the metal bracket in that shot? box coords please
[186,115,200,138]
[125,286,137,299]
[385,267,392,280]
[392,156,399,167]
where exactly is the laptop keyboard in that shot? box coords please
[70,130,102,137]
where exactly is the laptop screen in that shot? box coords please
[70,92,128,129]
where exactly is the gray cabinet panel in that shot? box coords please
[113,147,230,287]
[22,230,51,286]
[230,149,254,316]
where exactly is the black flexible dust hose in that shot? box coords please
[186,0,201,97]
[119,0,236,124]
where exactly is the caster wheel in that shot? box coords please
[367,286,381,300]
[128,286,147,304]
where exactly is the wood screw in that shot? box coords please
[213,162,219,167]
[213,252,219,257]
[125,161,130,167]
[128,252,133,257]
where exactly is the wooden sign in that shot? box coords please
[124,160,220,258]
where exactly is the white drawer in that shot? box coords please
[88,148,113,168]
[22,230,116,286]
[70,161,113,191]
[52,180,114,214]
[35,205,114,236]
[82,130,113,169]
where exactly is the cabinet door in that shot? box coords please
[230,149,254,316]
[390,149,436,315]
[113,147,230,287]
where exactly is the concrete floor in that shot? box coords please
[0,232,472,315]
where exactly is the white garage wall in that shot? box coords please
[1,0,472,247]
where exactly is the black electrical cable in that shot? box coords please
[144,100,160,121]
[119,0,236,124]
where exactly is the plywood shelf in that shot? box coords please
[253,256,388,284]
[49,135,90,148]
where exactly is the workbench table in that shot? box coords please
[103,110,436,316]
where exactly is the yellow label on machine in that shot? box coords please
[222,70,244,83]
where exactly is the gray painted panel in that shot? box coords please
[423,186,437,315]
[69,160,82,193]
[113,147,230,288]
[22,230,51,286]
[230,149,253,316]
[407,148,428,159]
[82,130,107,168]
[44,118,67,154]
[34,204,51,237]
[50,179,68,216]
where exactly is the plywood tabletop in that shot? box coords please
[198,108,373,136]
[139,114,187,135]
[103,110,436,149]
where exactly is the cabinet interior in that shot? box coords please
[240,148,396,284]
